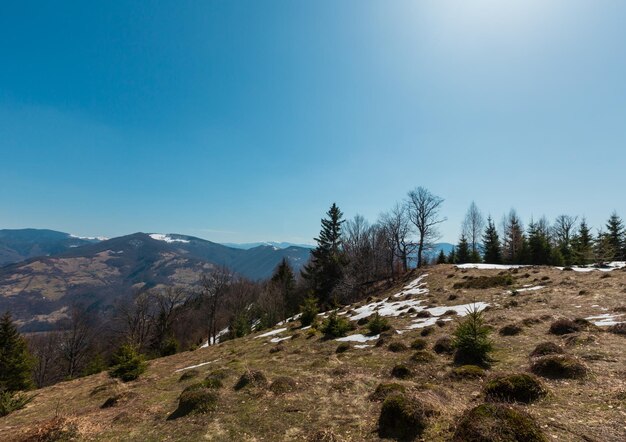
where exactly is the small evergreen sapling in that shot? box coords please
[452,305,493,367]
[109,344,147,382]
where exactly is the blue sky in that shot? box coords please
[1,1,625,244]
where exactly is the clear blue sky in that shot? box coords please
[1,1,625,244]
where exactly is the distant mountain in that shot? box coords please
[0,229,102,266]
[0,232,311,330]
[222,241,315,250]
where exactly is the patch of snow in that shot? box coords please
[336,334,380,343]
[301,326,311,330]
[149,233,190,244]
[270,336,291,343]
[70,234,109,241]
[354,344,372,349]
[349,297,425,321]
[509,286,544,294]
[174,359,220,373]
[457,263,526,270]
[200,327,229,348]
[585,313,624,327]
[255,327,288,338]
[402,302,489,331]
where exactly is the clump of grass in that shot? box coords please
[530,342,564,357]
[269,344,284,354]
[452,403,547,442]
[415,310,432,318]
[234,369,268,390]
[420,327,435,337]
[378,393,437,440]
[169,388,218,419]
[369,383,406,402]
[391,364,413,379]
[410,338,428,350]
[388,342,409,353]
[549,319,581,335]
[484,374,547,404]
[269,376,297,395]
[452,307,493,366]
[335,342,350,354]
[499,324,522,336]
[21,417,80,441]
[450,365,485,380]
[530,355,587,379]
[308,429,341,442]
[453,274,514,289]
[320,310,354,339]
[411,350,436,364]
[367,312,390,335]
[433,336,454,354]
[0,391,35,417]
[178,369,200,382]
[608,323,626,335]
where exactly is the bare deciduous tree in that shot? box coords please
[200,266,233,346]
[379,203,414,273]
[406,187,446,268]
[462,201,485,254]
[553,214,578,246]
[28,331,61,387]
[58,305,95,378]
[112,290,154,352]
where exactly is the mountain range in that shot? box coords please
[0,229,311,330]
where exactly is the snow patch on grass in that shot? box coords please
[336,334,380,343]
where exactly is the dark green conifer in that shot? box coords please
[606,212,624,261]
[456,235,471,264]
[436,250,447,264]
[0,312,34,392]
[482,217,502,264]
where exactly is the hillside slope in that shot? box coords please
[2,265,625,441]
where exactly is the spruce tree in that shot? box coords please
[482,217,502,264]
[571,218,594,265]
[436,250,447,265]
[456,235,471,264]
[447,247,457,264]
[527,220,552,265]
[606,212,624,261]
[503,211,528,264]
[271,258,297,316]
[0,312,34,392]
[301,203,346,308]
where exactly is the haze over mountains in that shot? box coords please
[0,229,312,330]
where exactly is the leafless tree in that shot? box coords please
[406,187,446,268]
[379,203,414,273]
[462,201,485,254]
[58,305,95,378]
[28,331,62,387]
[112,290,154,352]
[151,286,191,352]
[553,215,578,246]
[199,266,233,346]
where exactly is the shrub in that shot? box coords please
[178,369,200,382]
[320,311,354,339]
[378,393,436,440]
[410,338,427,350]
[452,403,547,442]
[453,274,514,290]
[608,323,626,335]
[170,388,218,419]
[367,313,390,335]
[530,355,587,379]
[420,327,434,337]
[108,344,147,382]
[335,342,350,353]
[0,391,34,417]
[369,383,406,402]
[450,365,485,380]
[484,374,547,404]
[391,364,413,379]
[300,296,319,327]
[269,376,297,395]
[411,350,436,363]
[234,369,268,390]
[388,342,409,353]
[452,307,493,366]
[530,342,564,357]
[433,336,454,354]
[415,310,432,318]
[499,324,522,336]
[549,319,580,335]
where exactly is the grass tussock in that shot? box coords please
[530,342,564,357]
[530,355,588,379]
[549,319,581,335]
[453,274,514,289]
[234,369,268,390]
[484,374,547,404]
[378,393,437,440]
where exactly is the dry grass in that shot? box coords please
[1,265,625,441]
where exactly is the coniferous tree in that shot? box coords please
[301,203,347,308]
[527,219,552,265]
[271,258,297,316]
[594,231,615,264]
[447,247,457,264]
[605,212,624,261]
[456,235,471,264]
[482,217,502,264]
[502,210,528,264]
[436,250,447,264]
[0,312,34,392]
[571,218,595,265]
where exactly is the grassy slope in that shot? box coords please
[2,265,625,441]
